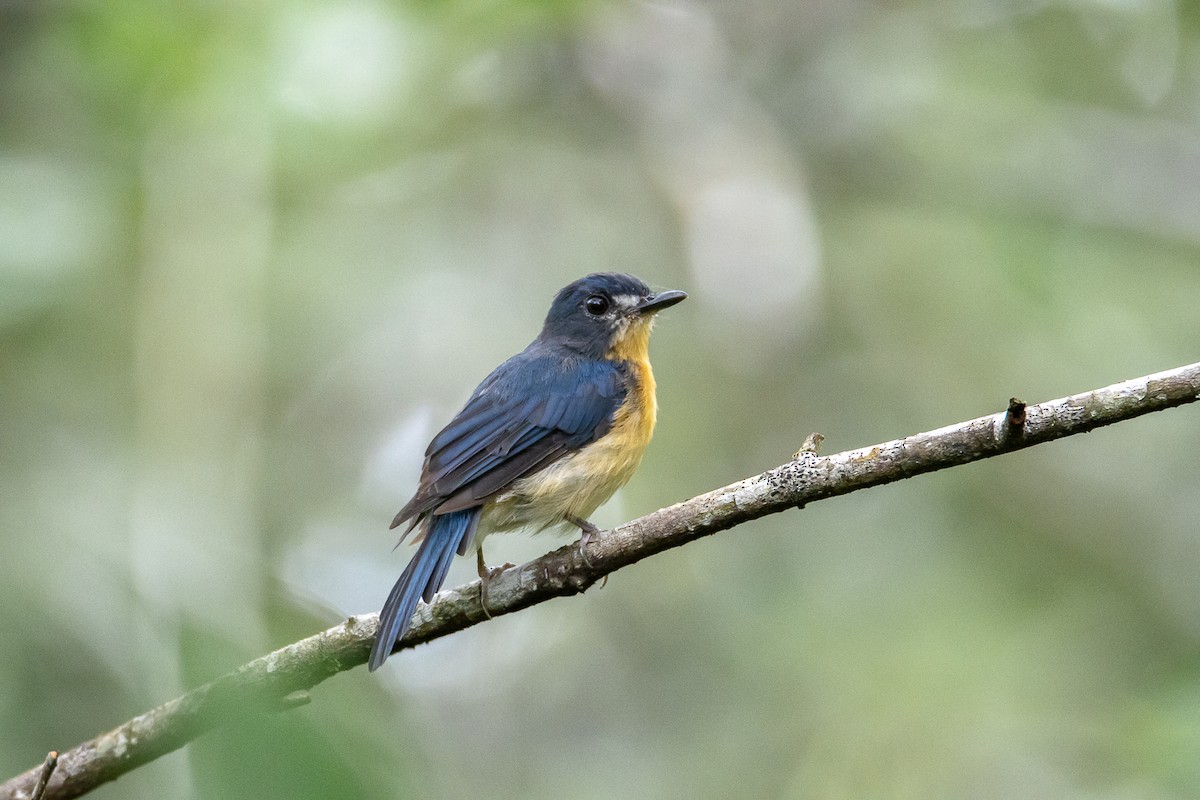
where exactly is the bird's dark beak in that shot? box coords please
[636,289,688,314]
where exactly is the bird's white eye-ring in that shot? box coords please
[585,295,610,316]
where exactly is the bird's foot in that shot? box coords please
[565,515,607,586]
[566,515,602,568]
[476,548,515,619]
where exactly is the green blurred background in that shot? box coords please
[3,1,1200,797]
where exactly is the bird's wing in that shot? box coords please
[391,349,627,530]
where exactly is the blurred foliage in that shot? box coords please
[3,0,1200,798]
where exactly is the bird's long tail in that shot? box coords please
[368,508,480,671]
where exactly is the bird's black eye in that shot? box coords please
[585,295,609,316]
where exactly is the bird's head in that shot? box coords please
[539,272,687,361]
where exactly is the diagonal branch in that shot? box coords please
[4,361,1199,800]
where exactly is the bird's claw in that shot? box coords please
[478,561,515,619]
[569,517,608,587]
[579,529,596,568]
[566,514,602,568]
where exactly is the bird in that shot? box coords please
[368,272,686,671]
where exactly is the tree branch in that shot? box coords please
[5,361,1198,800]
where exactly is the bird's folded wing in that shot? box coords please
[391,353,627,528]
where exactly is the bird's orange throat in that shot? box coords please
[606,315,655,364]
[605,315,658,454]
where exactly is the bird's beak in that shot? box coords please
[635,289,688,314]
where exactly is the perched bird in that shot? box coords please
[369,272,686,671]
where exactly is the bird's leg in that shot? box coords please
[476,548,492,619]
[566,514,601,568]
[476,546,515,619]
[566,515,609,587]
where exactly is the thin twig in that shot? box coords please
[2,361,1198,800]
[29,753,56,800]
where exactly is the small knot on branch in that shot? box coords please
[794,432,825,458]
[998,397,1027,445]
[1006,397,1026,430]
